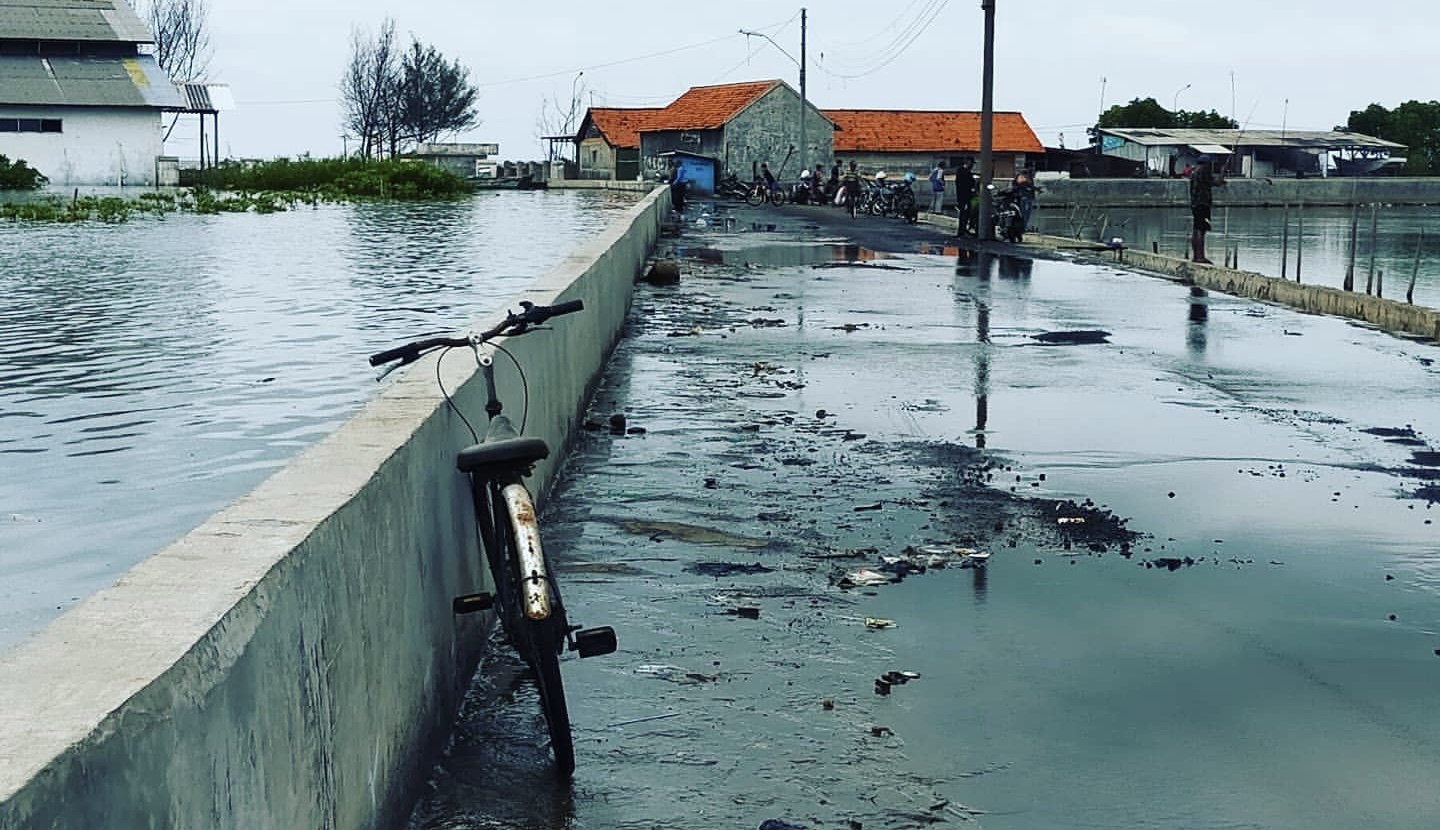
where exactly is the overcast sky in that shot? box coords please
[196,0,1439,162]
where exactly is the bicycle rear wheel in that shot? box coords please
[528,618,574,777]
[746,187,765,207]
[770,188,789,206]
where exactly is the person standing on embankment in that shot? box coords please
[1189,154,1224,263]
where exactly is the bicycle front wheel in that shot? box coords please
[746,188,765,207]
[528,619,574,777]
[770,188,789,206]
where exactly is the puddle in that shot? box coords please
[674,243,892,268]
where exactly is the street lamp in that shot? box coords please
[1172,83,1191,116]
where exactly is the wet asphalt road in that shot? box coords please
[406,200,1440,830]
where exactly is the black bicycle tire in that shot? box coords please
[770,188,788,206]
[746,188,765,207]
[529,618,575,776]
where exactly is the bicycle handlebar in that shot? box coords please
[367,299,585,368]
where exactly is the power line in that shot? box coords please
[814,0,949,80]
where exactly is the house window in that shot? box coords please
[590,149,598,164]
[0,118,61,133]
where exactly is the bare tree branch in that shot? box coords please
[138,0,213,83]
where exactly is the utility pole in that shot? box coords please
[977,0,996,240]
[799,8,807,175]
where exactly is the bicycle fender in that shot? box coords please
[501,483,551,620]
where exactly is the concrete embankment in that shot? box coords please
[1039,176,1440,208]
[0,189,670,828]
[917,214,1440,343]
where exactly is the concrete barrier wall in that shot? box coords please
[1039,177,1440,209]
[1028,234,1440,343]
[0,188,671,829]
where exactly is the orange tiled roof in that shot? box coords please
[585,107,668,150]
[823,110,1043,154]
[646,80,782,131]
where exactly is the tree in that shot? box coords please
[138,0,212,83]
[339,20,400,159]
[1090,97,1238,148]
[398,41,480,146]
[534,74,589,161]
[340,22,480,159]
[1342,101,1440,175]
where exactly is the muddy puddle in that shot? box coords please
[407,202,1440,830]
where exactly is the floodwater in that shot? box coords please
[408,203,1440,829]
[1036,204,1440,308]
[0,189,640,652]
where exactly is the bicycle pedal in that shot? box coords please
[571,626,617,658]
[452,593,494,614]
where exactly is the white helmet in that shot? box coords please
[800,169,812,179]
[875,170,887,180]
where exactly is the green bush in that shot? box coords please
[0,155,47,190]
[197,157,468,200]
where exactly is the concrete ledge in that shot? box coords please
[0,188,669,829]
[917,212,1440,343]
[548,179,660,193]
[1039,177,1440,208]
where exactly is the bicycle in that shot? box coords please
[746,180,789,207]
[368,300,618,778]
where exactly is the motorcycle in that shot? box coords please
[716,174,751,201]
[992,185,1027,242]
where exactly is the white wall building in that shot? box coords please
[0,2,183,187]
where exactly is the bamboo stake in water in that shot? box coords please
[1377,269,1383,299]
[1365,204,1379,295]
[1280,203,1290,279]
[1408,231,1422,305]
[1295,203,1304,283]
[1344,203,1359,291]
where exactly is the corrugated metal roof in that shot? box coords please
[180,82,234,112]
[0,54,183,107]
[0,0,154,43]
[1099,127,1405,151]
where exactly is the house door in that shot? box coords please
[616,149,640,182]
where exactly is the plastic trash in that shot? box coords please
[864,617,896,629]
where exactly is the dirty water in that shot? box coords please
[406,202,1440,830]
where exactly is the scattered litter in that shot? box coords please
[634,664,718,684]
[840,568,889,588]
[869,725,895,737]
[758,820,809,830]
[1057,516,1086,525]
[685,561,774,577]
[725,606,761,619]
[853,502,883,512]
[609,712,682,728]
[864,617,896,629]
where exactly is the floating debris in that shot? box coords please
[840,568,890,588]
[864,617,897,629]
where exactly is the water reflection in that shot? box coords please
[0,190,641,652]
[1187,285,1210,357]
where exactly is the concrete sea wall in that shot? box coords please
[1039,177,1440,209]
[0,188,670,828]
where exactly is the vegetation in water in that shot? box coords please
[0,157,470,224]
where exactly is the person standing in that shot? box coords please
[928,161,947,214]
[1189,154,1224,264]
[670,161,688,213]
[842,161,862,219]
[953,158,975,236]
[761,162,776,196]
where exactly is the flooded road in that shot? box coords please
[408,202,1440,829]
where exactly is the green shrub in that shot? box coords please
[0,155,47,190]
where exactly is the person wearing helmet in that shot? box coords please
[800,168,811,179]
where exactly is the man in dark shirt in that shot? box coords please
[1189,155,1224,264]
[953,158,976,236]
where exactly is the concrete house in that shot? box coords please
[0,0,183,186]
[637,80,834,187]
[574,80,834,190]
[823,110,1043,181]
[575,107,665,182]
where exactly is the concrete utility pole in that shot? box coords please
[799,8,807,175]
[977,0,996,240]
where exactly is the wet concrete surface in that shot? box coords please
[406,201,1440,829]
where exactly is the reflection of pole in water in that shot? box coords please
[1409,230,1424,305]
[974,295,991,449]
[1187,285,1208,356]
[971,562,988,602]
